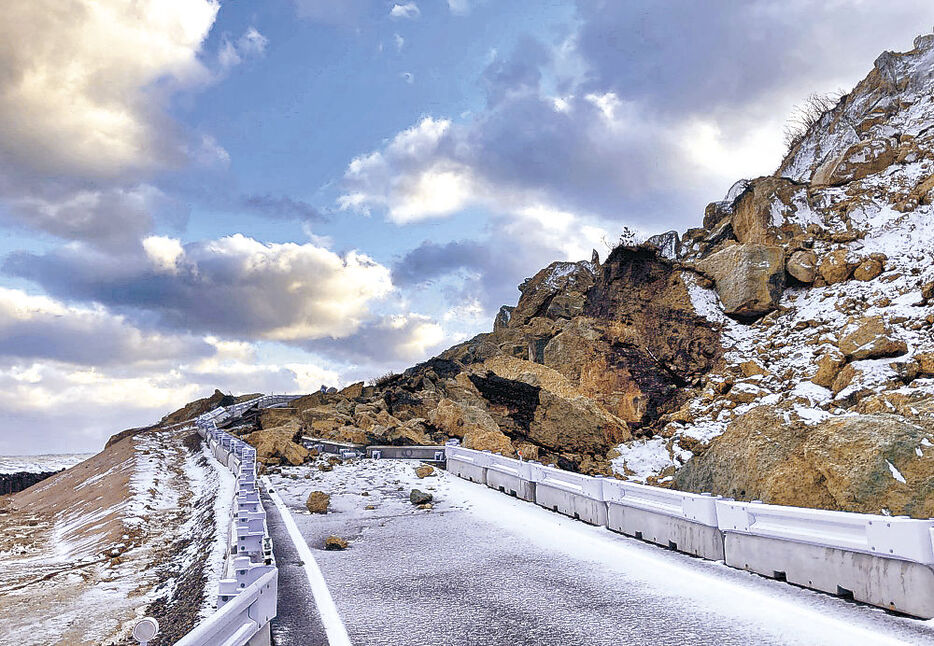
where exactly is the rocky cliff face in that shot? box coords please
[220,33,934,518]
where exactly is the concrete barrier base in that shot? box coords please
[447,460,487,485]
[486,470,535,501]
[246,622,271,646]
[607,504,724,561]
[723,533,934,618]
[535,484,607,526]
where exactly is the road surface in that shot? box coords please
[263,459,934,646]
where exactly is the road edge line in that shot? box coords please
[261,475,353,646]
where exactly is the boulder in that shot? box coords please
[644,230,681,260]
[853,258,884,281]
[730,177,802,244]
[838,316,907,360]
[818,248,854,284]
[493,305,515,332]
[415,465,434,478]
[786,249,818,283]
[811,138,898,186]
[811,349,846,388]
[324,536,348,550]
[409,489,433,505]
[462,427,514,455]
[306,491,330,514]
[340,382,364,398]
[244,426,309,466]
[675,407,934,517]
[428,398,501,439]
[696,243,785,319]
[510,260,596,326]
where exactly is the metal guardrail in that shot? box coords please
[444,445,934,618]
[172,394,299,646]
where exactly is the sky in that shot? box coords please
[2,0,933,454]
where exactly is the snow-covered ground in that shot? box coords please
[0,453,94,474]
[265,458,934,646]
[0,429,224,646]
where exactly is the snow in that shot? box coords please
[887,460,907,484]
[0,453,93,474]
[268,461,934,645]
[610,437,689,483]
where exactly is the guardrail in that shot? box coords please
[443,445,934,618]
[173,394,299,646]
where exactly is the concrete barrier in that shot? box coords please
[717,500,934,617]
[367,445,447,461]
[484,453,536,501]
[175,395,303,645]
[530,464,607,526]
[300,436,365,456]
[444,445,490,485]
[602,480,724,560]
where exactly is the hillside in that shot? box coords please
[237,32,934,519]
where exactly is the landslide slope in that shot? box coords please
[252,33,934,518]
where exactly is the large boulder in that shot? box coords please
[244,424,309,466]
[811,138,898,186]
[675,407,934,517]
[838,316,907,360]
[428,398,500,439]
[510,260,596,326]
[696,243,785,319]
[644,230,681,260]
[818,248,855,284]
[786,249,818,283]
[730,177,804,244]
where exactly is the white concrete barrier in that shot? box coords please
[484,452,536,501]
[717,500,934,617]
[444,445,491,485]
[175,394,301,645]
[602,480,724,560]
[530,463,607,526]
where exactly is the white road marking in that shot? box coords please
[261,475,353,646]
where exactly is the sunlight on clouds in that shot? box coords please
[390,166,473,222]
[0,0,220,177]
[142,235,185,274]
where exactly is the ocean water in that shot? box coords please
[0,453,94,474]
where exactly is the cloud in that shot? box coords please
[0,184,172,251]
[337,2,934,237]
[241,193,326,221]
[390,2,420,20]
[219,26,269,70]
[0,287,214,366]
[0,0,220,179]
[448,0,471,15]
[5,234,394,343]
[305,314,444,364]
[391,240,489,287]
[0,347,340,454]
[394,33,405,51]
[401,71,415,84]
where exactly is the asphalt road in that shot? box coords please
[264,460,934,646]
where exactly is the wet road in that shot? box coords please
[264,460,934,646]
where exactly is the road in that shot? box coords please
[263,458,934,646]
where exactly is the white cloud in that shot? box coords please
[394,33,405,51]
[142,236,185,274]
[448,0,471,15]
[219,26,269,70]
[0,0,221,178]
[390,2,420,19]
[0,287,212,366]
[8,233,397,344]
